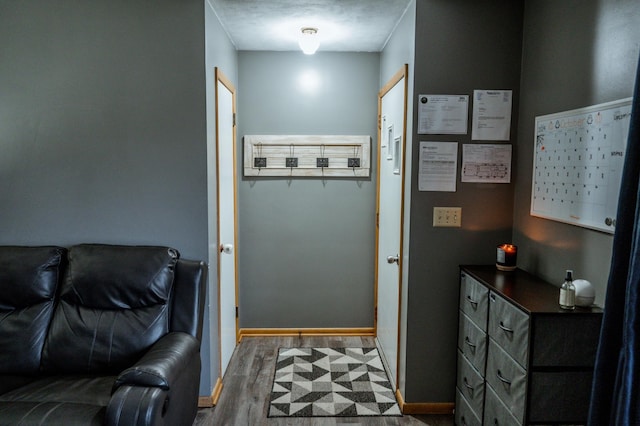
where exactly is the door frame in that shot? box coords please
[374,64,408,388]
[215,67,239,379]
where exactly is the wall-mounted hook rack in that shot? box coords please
[244,135,370,177]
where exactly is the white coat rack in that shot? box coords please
[243,135,370,177]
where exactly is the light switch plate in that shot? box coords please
[433,207,462,227]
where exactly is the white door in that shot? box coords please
[375,66,407,389]
[216,68,238,378]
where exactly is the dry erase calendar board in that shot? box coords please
[531,98,632,233]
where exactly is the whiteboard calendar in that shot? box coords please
[531,98,632,233]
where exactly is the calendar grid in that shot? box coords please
[531,98,632,233]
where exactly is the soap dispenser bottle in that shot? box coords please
[559,269,576,310]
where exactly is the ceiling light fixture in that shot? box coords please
[299,27,320,55]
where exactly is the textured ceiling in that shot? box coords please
[208,0,412,52]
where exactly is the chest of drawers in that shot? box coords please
[455,265,602,425]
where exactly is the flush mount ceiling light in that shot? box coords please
[298,27,320,55]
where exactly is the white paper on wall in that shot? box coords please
[472,90,513,141]
[418,141,458,192]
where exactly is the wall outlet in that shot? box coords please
[433,207,462,227]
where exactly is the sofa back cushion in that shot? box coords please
[0,246,65,374]
[42,244,179,374]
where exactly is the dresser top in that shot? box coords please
[460,265,602,315]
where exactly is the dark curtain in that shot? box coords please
[588,54,640,426]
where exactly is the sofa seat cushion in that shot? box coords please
[42,244,179,374]
[0,376,38,396]
[0,402,104,426]
[0,376,116,426]
[0,246,66,374]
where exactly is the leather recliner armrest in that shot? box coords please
[112,332,199,392]
[107,332,201,426]
[107,386,169,426]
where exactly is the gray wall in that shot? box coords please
[237,52,380,328]
[404,0,524,402]
[204,0,239,396]
[380,0,415,85]
[513,0,640,305]
[0,0,211,394]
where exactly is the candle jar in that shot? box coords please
[496,244,517,271]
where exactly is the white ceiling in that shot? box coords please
[208,0,412,52]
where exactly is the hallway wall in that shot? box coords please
[204,0,239,397]
[0,0,211,395]
[513,0,640,304]
[236,51,380,329]
[380,0,416,401]
[405,0,524,402]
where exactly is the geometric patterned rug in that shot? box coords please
[268,347,402,417]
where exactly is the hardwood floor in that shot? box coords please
[194,336,454,425]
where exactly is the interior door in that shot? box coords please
[215,68,238,378]
[375,65,408,389]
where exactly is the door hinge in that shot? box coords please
[235,306,239,318]
[374,307,378,322]
[233,113,236,127]
[376,213,379,227]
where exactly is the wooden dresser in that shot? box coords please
[455,265,603,425]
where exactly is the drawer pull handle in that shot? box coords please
[464,336,476,353]
[498,321,514,333]
[496,369,512,386]
[466,295,479,308]
[463,377,474,391]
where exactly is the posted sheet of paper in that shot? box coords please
[419,141,458,192]
[462,144,512,183]
[472,90,512,140]
[418,95,469,134]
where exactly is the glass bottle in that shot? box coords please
[559,269,576,310]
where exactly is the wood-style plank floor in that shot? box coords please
[194,336,454,426]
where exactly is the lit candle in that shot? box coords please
[496,244,517,271]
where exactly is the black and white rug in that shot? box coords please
[268,347,402,417]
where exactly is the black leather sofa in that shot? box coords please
[0,244,207,426]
